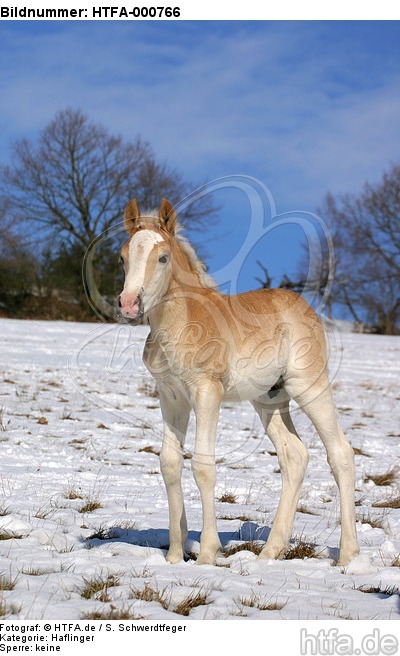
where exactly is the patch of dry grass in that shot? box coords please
[80,574,120,601]
[0,531,24,541]
[218,513,254,522]
[224,541,263,557]
[236,590,287,612]
[365,469,397,486]
[0,574,17,590]
[174,590,210,616]
[85,521,137,543]
[79,497,103,514]
[352,447,371,457]
[219,492,237,504]
[130,582,210,616]
[372,496,400,509]
[63,486,83,500]
[284,540,318,560]
[138,445,160,456]
[356,511,386,530]
[297,504,318,515]
[130,582,169,610]
[354,584,399,596]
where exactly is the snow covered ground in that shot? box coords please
[0,317,399,620]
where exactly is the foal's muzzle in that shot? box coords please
[118,291,144,321]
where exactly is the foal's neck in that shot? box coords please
[148,274,211,335]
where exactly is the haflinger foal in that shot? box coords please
[118,198,359,566]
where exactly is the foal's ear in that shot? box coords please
[159,198,176,234]
[124,198,141,234]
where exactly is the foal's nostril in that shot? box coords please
[118,295,122,308]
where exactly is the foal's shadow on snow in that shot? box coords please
[83,521,340,563]
[83,521,272,556]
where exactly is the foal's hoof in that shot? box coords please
[195,555,216,566]
[258,544,288,560]
[166,550,184,564]
[195,547,220,566]
[337,548,360,567]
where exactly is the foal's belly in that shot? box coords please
[222,366,283,403]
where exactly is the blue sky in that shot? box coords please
[1,21,400,300]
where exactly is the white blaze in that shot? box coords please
[124,230,164,295]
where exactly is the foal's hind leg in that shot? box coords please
[252,395,309,560]
[286,380,359,566]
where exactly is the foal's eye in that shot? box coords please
[158,254,168,264]
[119,256,124,267]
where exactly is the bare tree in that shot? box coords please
[296,165,400,334]
[1,108,214,249]
[255,260,273,289]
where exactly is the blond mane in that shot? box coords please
[176,232,217,289]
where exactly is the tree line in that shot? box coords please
[0,108,399,333]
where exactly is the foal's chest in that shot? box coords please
[143,327,229,385]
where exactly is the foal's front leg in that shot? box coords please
[192,380,223,565]
[159,386,191,563]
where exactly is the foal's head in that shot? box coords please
[118,198,176,322]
